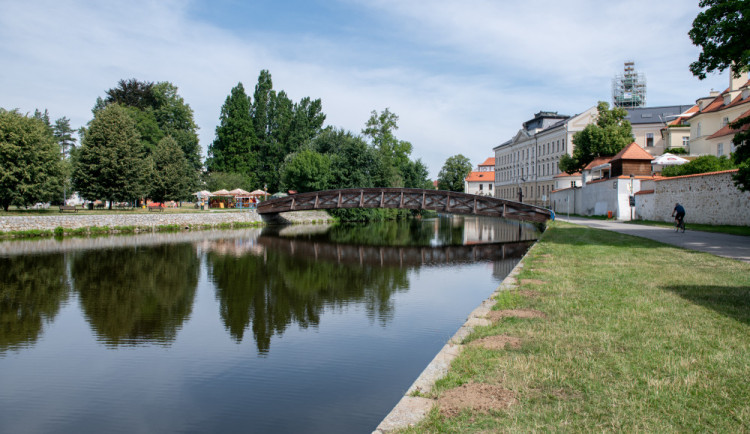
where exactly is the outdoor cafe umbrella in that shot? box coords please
[211,189,231,196]
[651,153,689,166]
[249,189,267,196]
[229,188,250,196]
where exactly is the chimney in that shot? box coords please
[730,68,748,92]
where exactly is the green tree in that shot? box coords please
[150,136,194,203]
[437,154,472,192]
[362,108,415,187]
[662,155,736,177]
[72,104,151,207]
[688,0,750,80]
[280,148,331,193]
[559,101,633,174]
[311,128,383,189]
[689,0,750,190]
[206,82,258,185]
[0,109,64,211]
[203,171,254,192]
[53,116,76,159]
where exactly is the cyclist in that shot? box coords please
[672,203,685,230]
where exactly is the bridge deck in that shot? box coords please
[257,188,552,223]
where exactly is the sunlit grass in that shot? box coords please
[403,221,750,432]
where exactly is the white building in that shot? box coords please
[464,157,495,196]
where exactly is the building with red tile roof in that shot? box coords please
[687,70,750,157]
[464,158,495,196]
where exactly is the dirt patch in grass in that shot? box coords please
[469,335,521,350]
[516,290,541,298]
[438,383,517,417]
[520,279,546,285]
[488,309,547,321]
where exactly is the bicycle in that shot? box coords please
[674,217,685,233]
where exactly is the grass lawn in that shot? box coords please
[626,219,750,237]
[0,206,248,216]
[405,221,750,432]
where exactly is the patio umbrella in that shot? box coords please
[651,153,689,166]
[249,189,267,196]
[211,189,231,196]
[193,190,212,198]
[229,188,250,196]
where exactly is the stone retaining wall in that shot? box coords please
[0,211,262,233]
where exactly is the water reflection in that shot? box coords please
[0,254,70,352]
[70,244,199,347]
[206,241,408,353]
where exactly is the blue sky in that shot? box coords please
[0,0,728,180]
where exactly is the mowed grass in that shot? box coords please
[404,221,750,432]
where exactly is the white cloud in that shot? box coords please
[0,0,729,180]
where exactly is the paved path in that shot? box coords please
[559,216,750,263]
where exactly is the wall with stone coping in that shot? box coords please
[635,170,750,226]
[0,211,263,233]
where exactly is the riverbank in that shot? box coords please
[0,210,333,238]
[378,220,750,432]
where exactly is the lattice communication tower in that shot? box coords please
[612,61,646,108]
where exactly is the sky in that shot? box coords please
[0,0,729,180]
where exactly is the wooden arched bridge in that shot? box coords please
[257,188,553,223]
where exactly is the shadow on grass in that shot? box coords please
[662,285,750,325]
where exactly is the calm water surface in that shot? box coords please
[0,216,538,433]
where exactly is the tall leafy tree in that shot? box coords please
[0,109,64,211]
[105,78,157,109]
[72,104,151,207]
[150,136,194,203]
[362,108,415,187]
[559,101,633,174]
[52,116,76,159]
[689,0,750,190]
[437,154,472,192]
[206,82,258,186]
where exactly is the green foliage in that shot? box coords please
[0,109,64,211]
[52,116,76,158]
[437,154,472,191]
[362,108,414,187]
[203,171,254,192]
[560,101,633,174]
[150,136,194,202]
[206,82,258,184]
[311,128,384,189]
[666,147,689,154]
[280,148,331,193]
[689,0,750,80]
[730,116,750,190]
[661,155,736,177]
[72,104,151,205]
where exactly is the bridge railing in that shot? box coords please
[257,188,552,223]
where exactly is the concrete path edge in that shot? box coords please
[372,255,527,433]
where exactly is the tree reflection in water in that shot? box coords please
[71,244,199,347]
[207,241,408,354]
[0,254,70,352]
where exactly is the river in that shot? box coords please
[0,216,538,433]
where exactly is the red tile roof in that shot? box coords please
[465,171,495,182]
[655,169,738,181]
[479,157,495,167]
[668,105,698,125]
[610,142,654,162]
[707,108,750,139]
[583,156,612,170]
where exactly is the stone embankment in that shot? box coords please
[0,210,332,234]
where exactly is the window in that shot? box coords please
[479,183,483,191]
[717,143,724,156]
[646,133,654,147]
[722,117,729,127]
[697,122,702,137]
[682,136,689,147]
[489,183,492,190]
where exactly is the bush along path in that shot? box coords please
[397,221,750,432]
